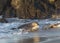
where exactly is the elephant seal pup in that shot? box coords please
[49,23,60,28]
[43,23,60,30]
[17,22,39,32]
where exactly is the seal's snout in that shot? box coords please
[31,22,39,31]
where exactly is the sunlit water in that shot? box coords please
[0,18,60,43]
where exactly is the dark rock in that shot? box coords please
[0,18,8,23]
[0,0,59,19]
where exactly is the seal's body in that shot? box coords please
[12,22,39,32]
[43,23,60,30]
[18,22,39,32]
[50,23,60,28]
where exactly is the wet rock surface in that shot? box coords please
[0,0,60,19]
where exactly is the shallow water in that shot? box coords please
[0,19,60,43]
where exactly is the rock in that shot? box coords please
[0,0,58,19]
[0,18,8,23]
[0,15,8,23]
[11,0,57,19]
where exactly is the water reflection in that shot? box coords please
[18,33,48,43]
[33,33,40,43]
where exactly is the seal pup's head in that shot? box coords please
[30,22,39,32]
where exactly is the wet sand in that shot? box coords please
[44,39,60,43]
[17,37,48,43]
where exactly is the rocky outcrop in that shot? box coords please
[0,0,59,19]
